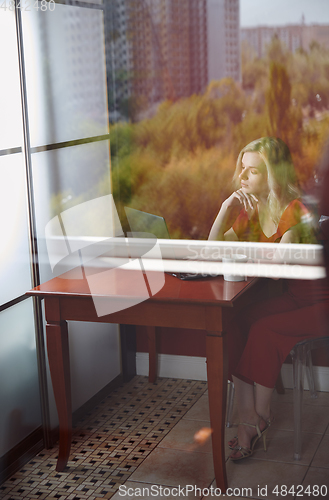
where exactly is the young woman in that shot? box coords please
[209,137,329,461]
[209,136,306,244]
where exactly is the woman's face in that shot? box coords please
[239,152,269,198]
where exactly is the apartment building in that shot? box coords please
[241,23,329,58]
[105,0,240,119]
[207,0,240,84]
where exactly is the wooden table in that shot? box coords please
[27,267,261,491]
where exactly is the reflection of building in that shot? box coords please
[104,0,133,119]
[105,0,208,109]
[303,24,329,51]
[105,0,240,118]
[241,23,329,58]
[207,0,240,84]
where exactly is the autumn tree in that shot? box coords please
[266,61,292,141]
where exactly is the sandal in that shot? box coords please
[228,415,274,450]
[229,419,269,461]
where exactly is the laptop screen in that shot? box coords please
[125,207,171,240]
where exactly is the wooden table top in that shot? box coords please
[27,267,258,307]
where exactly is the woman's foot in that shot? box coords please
[228,413,274,450]
[228,435,238,450]
[229,417,268,460]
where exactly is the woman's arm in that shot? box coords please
[208,190,258,241]
[279,227,300,244]
[208,204,239,240]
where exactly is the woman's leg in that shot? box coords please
[236,299,329,389]
[233,376,256,425]
[229,376,270,457]
[230,298,329,458]
[228,293,298,456]
[255,383,273,423]
[228,293,299,380]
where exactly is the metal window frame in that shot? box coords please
[3,0,109,449]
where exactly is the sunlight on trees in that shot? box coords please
[50,36,329,240]
[108,37,329,238]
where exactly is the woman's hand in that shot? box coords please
[223,189,258,218]
[208,190,258,241]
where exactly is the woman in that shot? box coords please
[209,136,307,244]
[209,137,329,461]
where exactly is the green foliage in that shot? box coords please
[284,43,329,112]
[266,61,292,140]
[266,35,290,65]
[206,78,247,124]
[111,151,159,233]
[129,149,235,239]
[119,94,147,122]
[307,82,329,110]
[133,79,246,165]
[242,58,267,91]
[110,122,135,160]
[309,40,322,52]
[233,111,268,155]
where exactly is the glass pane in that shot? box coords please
[21,5,108,148]
[0,154,32,305]
[0,299,41,456]
[31,140,111,281]
[0,11,23,150]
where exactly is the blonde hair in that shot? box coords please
[233,137,300,224]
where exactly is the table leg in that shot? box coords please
[206,333,228,493]
[46,320,72,472]
[146,326,159,383]
[120,324,137,382]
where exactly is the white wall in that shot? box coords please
[69,322,120,413]
[137,353,329,392]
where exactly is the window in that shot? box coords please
[0,1,118,477]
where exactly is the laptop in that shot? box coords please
[124,207,211,280]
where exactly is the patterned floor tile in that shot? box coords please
[1,377,206,499]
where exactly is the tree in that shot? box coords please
[266,35,289,64]
[266,61,291,140]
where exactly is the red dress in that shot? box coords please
[228,199,329,388]
[232,199,311,243]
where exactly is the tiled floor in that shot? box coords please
[1,376,329,500]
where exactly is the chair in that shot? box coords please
[226,380,235,428]
[226,335,329,460]
[290,214,329,458]
[290,335,329,459]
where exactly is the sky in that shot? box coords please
[240,0,329,27]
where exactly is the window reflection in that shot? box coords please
[0,12,23,151]
[0,156,32,306]
[31,141,111,281]
[106,0,329,243]
[21,5,108,148]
